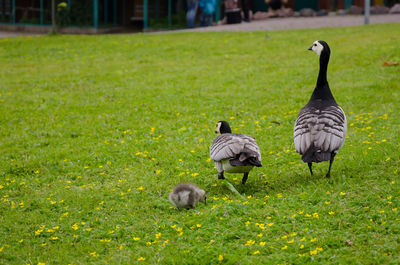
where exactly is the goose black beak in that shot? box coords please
[308,46,313,51]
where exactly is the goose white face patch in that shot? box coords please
[215,122,222,133]
[311,41,324,56]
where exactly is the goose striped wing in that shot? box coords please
[294,105,347,155]
[210,134,261,162]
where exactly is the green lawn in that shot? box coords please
[0,23,399,265]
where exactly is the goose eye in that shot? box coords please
[314,44,317,47]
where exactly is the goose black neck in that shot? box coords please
[311,50,335,102]
[317,51,329,87]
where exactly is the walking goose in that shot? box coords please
[210,121,262,185]
[294,40,347,178]
[169,183,206,209]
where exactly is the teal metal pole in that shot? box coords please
[104,0,108,24]
[94,0,98,28]
[215,0,220,22]
[143,0,148,29]
[40,0,43,25]
[12,0,15,24]
[364,0,370,24]
[68,0,71,9]
[168,0,171,28]
[113,0,117,25]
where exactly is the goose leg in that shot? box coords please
[242,172,249,185]
[325,153,336,178]
[308,163,313,176]
[218,171,225,180]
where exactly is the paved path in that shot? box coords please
[172,14,400,32]
[0,31,41,38]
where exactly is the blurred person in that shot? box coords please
[241,0,250,22]
[187,0,199,28]
[199,0,216,26]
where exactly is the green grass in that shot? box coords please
[0,24,399,265]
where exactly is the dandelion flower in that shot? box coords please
[281,245,288,250]
[218,255,223,261]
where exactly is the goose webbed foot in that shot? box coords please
[308,163,313,176]
[218,172,225,180]
[242,172,249,185]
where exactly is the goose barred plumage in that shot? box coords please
[210,121,262,184]
[294,40,347,178]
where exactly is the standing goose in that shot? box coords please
[294,41,347,178]
[210,121,262,185]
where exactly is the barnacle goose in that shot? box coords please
[169,183,206,209]
[210,121,262,185]
[294,41,347,178]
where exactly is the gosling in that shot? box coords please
[169,183,207,209]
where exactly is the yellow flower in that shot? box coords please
[300,237,306,242]
[245,240,255,246]
[287,239,294,244]
[281,245,288,250]
[260,242,266,246]
[329,211,335,215]
[37,263,46,265]
[267,223,274,227]
[196,224,202,228]
[156,170,161,175]
[137,186,144,191]
[340,192,346,196]
[72,223,79,230]
[155,232,161,239]
[310,249,318,255]
[137,257,146,261]
[253,250,260,255]
[218,255,223,261]
[310,238,317,242]
[191,173,199,177]
[300,244,304,249]
[133,237,140,241]
[325,201,330,205]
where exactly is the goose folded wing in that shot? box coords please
[317,106,347,152]
[294,108,316,154]
[210,134,261,162]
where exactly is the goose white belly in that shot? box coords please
[216,160,253,173]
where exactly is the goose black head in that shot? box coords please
[215,121,232,134]
[308,40,330,57]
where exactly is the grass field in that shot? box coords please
[0,23,399,264]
